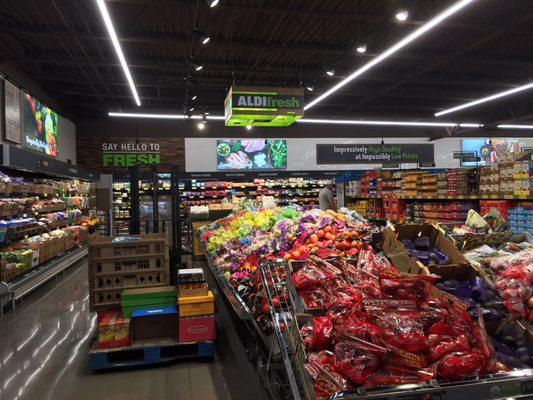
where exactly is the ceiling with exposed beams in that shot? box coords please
[1,0,532,126]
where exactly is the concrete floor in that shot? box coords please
[0,261,269,400]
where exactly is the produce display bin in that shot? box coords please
[258,260,533,400]
[200,240,295,399]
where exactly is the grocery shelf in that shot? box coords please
[7,245,88,302]
[347,194,532,201]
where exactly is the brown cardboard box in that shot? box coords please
[131,306,178,340]
[395,223,468,266]
[179,282,209,298]
[381,227,423,274]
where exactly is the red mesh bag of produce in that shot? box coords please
[373,311,429,353]
[292,265,331,290]
[334,337,389,384]
[311,316,334,351]
[334,311,381,343]
[433,352,486,380]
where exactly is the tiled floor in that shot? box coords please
[0,262,269,400]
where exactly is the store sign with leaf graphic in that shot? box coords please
[224,86,304,127]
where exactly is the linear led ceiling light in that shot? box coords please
[435,82,533,117]
[108,112,225,120]
[297,118,482,128]
[96,0,141,106]
[304,0,476,111]
[498,124,533,130]
[107,112,481,128]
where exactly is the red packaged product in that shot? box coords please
[334,311,381,342]
[373,311,429,353]
[434,352,486,380]
[292,265,331,290]
[334,337,389,384]
[311,316,334,351]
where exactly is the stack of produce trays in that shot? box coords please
[286,252,527,399]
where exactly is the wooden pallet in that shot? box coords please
[89,337,215,371]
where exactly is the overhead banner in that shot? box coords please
[224,86,304,127]
[316,144,434,164]
[4,80,21,144]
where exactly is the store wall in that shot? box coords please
[185,137,533,172]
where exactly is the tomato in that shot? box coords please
[316,230,325,239]
[261,303,270,314]
[272,297,280,309]
[283,253,292,261]
[292,250,301,259]
[351,240,358,248]
[324,240,333,247]
[324,226,333,233]
[352,231,359,239]
[356,242,364,250]
[341,240,351,249]
[310,234,319,243]
[366,245,373,251]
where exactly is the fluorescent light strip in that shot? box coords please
[107,112,482,128]
[304,0,476,111]
[107,112,225,120]
[498,124,533,130]
[436,82,533,117]
[96,0,141,106]
[298,118,482,128]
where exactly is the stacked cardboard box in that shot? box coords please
[177,268,215,343]
[89,233,169,311]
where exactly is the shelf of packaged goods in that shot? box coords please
[6,245,88,301]
[347,195,532,201]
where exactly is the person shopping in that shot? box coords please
[319,183,336,211]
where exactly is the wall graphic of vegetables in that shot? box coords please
[216,139,287,170]
[23,92,59,157]
[269,140,287,168]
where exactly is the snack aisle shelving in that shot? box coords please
[343,161,532,225]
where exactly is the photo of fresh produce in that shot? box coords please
[216,139,287,170]
[461,139,522,167]
[22,91,59,157]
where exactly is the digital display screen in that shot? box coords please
[21,91,59,157]
[460,139,522,166]
[216,139,287,170]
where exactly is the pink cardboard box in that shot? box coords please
[178,315,215,343]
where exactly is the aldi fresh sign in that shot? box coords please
[225,86,304,127]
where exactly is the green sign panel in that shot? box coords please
[101,141,161,167]
[225,86,304,127]
[102,153,161,167]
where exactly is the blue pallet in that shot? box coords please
[89,338,214,371]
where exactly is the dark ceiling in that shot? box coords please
[1,0,532,126]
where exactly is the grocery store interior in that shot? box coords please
[0,1,532,400]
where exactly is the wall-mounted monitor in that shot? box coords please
[216,139,287,170]
[21,91,59,157]
[460,139,522,166]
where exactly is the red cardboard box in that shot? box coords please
[179,315,215,343]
